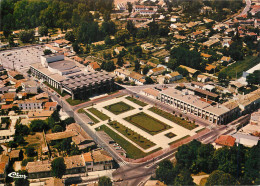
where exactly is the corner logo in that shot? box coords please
[8,172,27,179]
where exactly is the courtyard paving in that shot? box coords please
[82,96,204,153]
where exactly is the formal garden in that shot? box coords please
[124,112,172,135]
[104,101,134,115]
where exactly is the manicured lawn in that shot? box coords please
[108,121,156,149]
[78,108,99,124]
[219,56,260,78]
[104,101,134,115]
[124,112,172,135]
[125,96,148,107]
[96,125,161,159]
[196,128,206,133]
[66,97,89,106]
[149,107,198,130]
[87,108,109,121]
[168,135,190,145]
[165,132,176,139]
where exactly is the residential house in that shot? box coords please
[148,66,165,76]
[221,56,232,63]
[1,92,16,102]
[170,16,180,22]
[215,135,236,147]
[179,65,199,77]
[139,10,156,16]
[147,62,157,68]
[205,64,216,73]
[165,71,183,82]
[44,102,58,111]
[141,88,160,100]
[54,39,70,48]
[114,69,131,80]
[64,155,86,175]
[197,74,210,83]
[17,99,47,110]
[144,180,166,186]
[9,149,21,161]
[0,155,9,183]
[28,110,54,121]
[128,72,146,85]
[202,39,220,47]
[200,6,213,14]
[141,43,155,51]
[201,53,212,60]
[91,149,113,171]
[192,31,203,39]
[87,62,101,71]
[114,46,126,55]
[22,80,38,94]
[44,178,65,186]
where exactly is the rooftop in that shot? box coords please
[92,149,113,163]
[45,131,78,142]
[26,160,51,173]
[64,155,85,169]
[215,135,236,147]
[142,88,160,97]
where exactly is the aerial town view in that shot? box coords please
[0,0,259,185]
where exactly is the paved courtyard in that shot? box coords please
[82,96,204,153]
[0,45,44,73]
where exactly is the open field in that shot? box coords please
[104,101,134,115]
[219,56,260,78]
[78,108,99,124]
[87,108,110,121]
[149,107,198,130]
[108,121,156,150]
[96,125,161,159]
[125,96,148,107]
[124,112,172,135]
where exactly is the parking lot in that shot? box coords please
[0,45,44,73]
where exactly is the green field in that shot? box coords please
[125,96,148,107]
[96,125,161,159]
[124,112,172,135]
[149,107,198,130]
[108,121,156,149]
[87,108,109,121]
[220,56,260,78]
[168,135,190,145]
[104,101,134,115]
[78,108,99,124]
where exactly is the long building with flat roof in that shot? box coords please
[160,88,239,124]
[30,54,115,100]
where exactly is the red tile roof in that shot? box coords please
[215,135,236,147]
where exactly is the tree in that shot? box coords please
[19,30,35,43]
[15,124,29,136]
[98,176,112,186]
[246,70,260,85]
[52,125,63,133]
[134,61,140,72]
[105,36,113,45]
[30,120,48,132]
[14,135,26,145]
[145,77,154,84]
[51,110,60,122]
[117,56,124,67]
[176,67,189,77]
[218,72,228,82]
[174,169,195,186]
[63,117,75,126]
[38,26,48,36]
[206,170,238,185]
[14,74,25,80]
[126,20,137,37]
[156,160,175,185]
[143,66,149,75]
[65,31,75,42]
[43,49,52,55]
[51,157,66,179]
[14,170,29,186]
[8,35,15,47]
[72,42,80,54]
[25,146,36,157]
[115,30,130,45]
[127,2,133,13]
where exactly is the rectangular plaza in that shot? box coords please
[82,95,204,155]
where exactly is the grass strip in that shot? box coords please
[149,107,198,130]
[125,96,148,107]
[96,125,161,159]
[87,108,110,121]
[78,108,99,124]
[108,121,156,149]
[66,97,89,106]
[168,135,190,145]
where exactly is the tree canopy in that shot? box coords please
[51,157,66,179]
